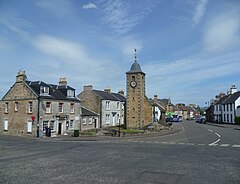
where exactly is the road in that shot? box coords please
[0,120,239,184]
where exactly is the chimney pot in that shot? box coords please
[59,77,67,86]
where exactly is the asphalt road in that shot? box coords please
[0,121,239,184]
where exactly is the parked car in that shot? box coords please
[171,115,181,122]
[195,116,206,124]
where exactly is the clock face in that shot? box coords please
[130,81,137,88]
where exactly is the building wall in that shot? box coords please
[0,81,38,136]
[39,99,81,135]
[222,103,235,123]
[81,115,99,130]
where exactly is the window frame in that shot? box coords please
[70,103,75,113]
[59,102,64,113]
[28,101,33,113]
[46,102,52,114]
[4,102,9,113]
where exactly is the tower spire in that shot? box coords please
[134,48,137,63]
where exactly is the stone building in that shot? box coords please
[126,49,152,129]
[78,86,126,128]
[81,106,99,130]
[0,71,81,137]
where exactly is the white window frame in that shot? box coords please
[70,103,75,113]
[46,102,51,114]
[69,120,74,129]
[40,86,49,95]
[27,120,32,133]
[50,120,55,131]
[67,90,74,97]
[14,102,19,112]
[28,101,33,113]
[59,103,64,113]
[88,117,93,125]
[105,101,110,110]
[82,118,86,125]
[117,102,120,110]
[5,102,9,113]
[105,114,110,124]
[4,119,8,131]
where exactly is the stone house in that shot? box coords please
[81,106,99,130]
[176,103,189,120]
[0,71,81,137]
[152,95,166,123]
[78,86,126,128]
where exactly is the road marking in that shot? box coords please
[232,145,240,148]
[219,144,230,147]
[198,144,205,146]
[161,142,168,144]
[209,139,220,146]
[215,133,221,138]
[187,143,194,145]
[178,143,185,145]
[169,142,176,144]
[208,129,213,132]
[209,144,218,146]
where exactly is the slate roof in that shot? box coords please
[25,81,80,102]
[215,95,229,105]
[126,61,145,75]
[223,91,240,104]
[111,92,126,102]
[93,90,119,101]
[81,107,99,116]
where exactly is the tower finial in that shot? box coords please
[134,48,137,62]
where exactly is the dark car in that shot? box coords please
[196,117,206,124]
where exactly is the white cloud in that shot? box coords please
[82,2,97,9]
[192,0,208,24]
[203,8,240,52]
[100,0,153,34]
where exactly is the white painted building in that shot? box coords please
[222,85,240,124]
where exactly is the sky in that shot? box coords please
[0,0,240,107]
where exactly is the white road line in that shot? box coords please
[209,138,220,146]
[161,142,168,144]
[187,143,194,145]
[169,142,176,144]
[178,143,185,145]
[232,145,240,148]
[219,144,230,147]
[208,129,213,132]
[215,133,221,138]
[209,144,218,146]
[198,144,205,146]
[154,141,160,144]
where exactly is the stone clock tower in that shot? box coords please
[126,49,152,129]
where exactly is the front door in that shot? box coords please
[58,123,62,135]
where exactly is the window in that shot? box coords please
[105,114,110,124]
[223,105,225,111]
[69,120,74,129]
[67,90,74,97]
[230,104,232,111]
[227,104,229,111]
[28,102,33,113]
[50,121,55,131]
[59,103,64,113]
[117,102,120,110]
[27,120,32,133]
[105,101,110,110]
[46,102,51,113]
[82,118,86,125]
[227,114,229,122]
[40,86,49,95]
[70,103,75,113]
[230,114,233,123]
[43,121,48,132]
[89,117,92,125]
[14,102,19,112]
[4,119,8,131]
[4,102,9,113]
[224,114,226,122]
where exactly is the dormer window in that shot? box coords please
[40,86,49,95]
[67,90,74,97]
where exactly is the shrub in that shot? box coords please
[234,116,240,125]
[73,130,80,137]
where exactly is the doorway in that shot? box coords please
[58,123,62,135]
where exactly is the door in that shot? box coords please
[27,120,32,133]
[58,123,62,134]
[4,119,8,131]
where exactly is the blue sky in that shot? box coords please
[0,0,239,106]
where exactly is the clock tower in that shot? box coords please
[126,49,149,129]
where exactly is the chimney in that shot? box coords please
[230,85,237,94]
[153,95,158,102]
[104,86,111,93]
[118,89,124,96]
[16,70,27,82]
[84,85,93,91]
[219,92,225,99]
[59,78,67,86]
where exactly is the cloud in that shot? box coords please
[100,0,153,34]
[82,2,97,9]
[192,0,208,24]
[203,8,240,52]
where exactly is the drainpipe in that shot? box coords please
[37,96,40,137]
